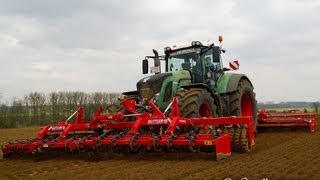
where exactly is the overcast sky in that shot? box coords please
[0,0,319,103]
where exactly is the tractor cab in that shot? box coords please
[142,38,227,92]
[139,36,238,110]
[164,41,224,90]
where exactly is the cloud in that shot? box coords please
[0,0,319,103]
[30,63,50,72]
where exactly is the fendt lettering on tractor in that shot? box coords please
[2,36,257,160]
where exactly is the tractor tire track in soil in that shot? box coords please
[0,126,319,179]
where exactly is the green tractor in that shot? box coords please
[117,36,257,152]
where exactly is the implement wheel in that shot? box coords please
[228,78,257,153]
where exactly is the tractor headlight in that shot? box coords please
[164,46,171,53]
[191,41,202,46]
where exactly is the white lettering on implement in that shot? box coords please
[147,119,169,125]
[179,120,187,124]
[48,126,65,131]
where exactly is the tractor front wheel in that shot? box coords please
[176,88,217,133]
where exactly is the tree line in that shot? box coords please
[1,92,318,128]
[0,92,121,128]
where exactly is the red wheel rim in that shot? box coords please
[241,93,253,117]
[199,102,212,117]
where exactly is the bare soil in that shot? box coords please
[0,126,319,180]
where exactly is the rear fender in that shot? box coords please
[216,73,253,94]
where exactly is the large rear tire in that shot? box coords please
[229,78,257,128]
[176,88,217,133]
[228,78,257,153]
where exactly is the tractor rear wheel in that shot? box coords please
[228,78,257,153]
[176,88,217,133]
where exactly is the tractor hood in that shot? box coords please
[137,73,172,100]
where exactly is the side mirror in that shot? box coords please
[142,59,149,74]
[212,46,220,62]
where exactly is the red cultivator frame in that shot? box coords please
[2,98,254,161]
[257,109,317,132]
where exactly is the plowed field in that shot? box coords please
[0,125,319,180]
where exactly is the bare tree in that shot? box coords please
[48,92,59,123]
[0,91,124,128]
[26,92,46,125]
[0,104,11,128]
[313,102,320,113]
[11,98,25,126]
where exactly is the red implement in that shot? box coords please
[257,109,317,132]
[2,98,255,161]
